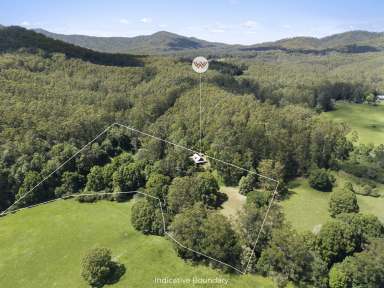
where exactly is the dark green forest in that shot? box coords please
[0,26,383,287]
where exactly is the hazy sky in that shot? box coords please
[1,0,384,44]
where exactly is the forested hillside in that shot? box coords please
[0,26,143,66]
[0,26,383,288]
[33,29,230,55]
[33,27,384,55]
[0,27,356,211]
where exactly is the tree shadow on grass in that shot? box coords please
[104,262,126,286]
[278,189,297,201]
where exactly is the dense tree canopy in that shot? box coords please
[131,198,166,235]
[169,203,241,270]
[316,220,358,266]
[167,172,220,214]
[309,168,335,192]
[329,239,384,288]
[257,226,313,286]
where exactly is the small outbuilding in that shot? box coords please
[190,153,207,164]
[377,95,384,101]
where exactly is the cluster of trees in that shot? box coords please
[129,162,284,272]
[221,166,383,287]
[255,208,384,287]
[170,203,241,271]
[309,168,336,192]
[1,28,383,287]
[329,183,359,217]
[329,239,384,288]
[130,169,236,268]
[0,126,139,211]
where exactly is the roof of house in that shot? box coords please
[190,153,206,163]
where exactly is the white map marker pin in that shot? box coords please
[192,56,209,73]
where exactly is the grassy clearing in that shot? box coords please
[0,199,274,288]
[323,102,384,145]
[220,186,246,222]
[282,173,384,232]
[282,179,332,232]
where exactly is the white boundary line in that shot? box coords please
[0,123,117,216]
[0,123,278,274]
[199,73,202,153]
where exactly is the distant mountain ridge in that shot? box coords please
[33,29,230,54]
[0,26,143,66]
[0,24,383,55]
[32,28,384,55]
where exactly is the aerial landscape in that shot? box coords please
[0,1,384,287]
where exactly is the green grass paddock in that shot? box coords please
[282,173,384,232]
[323,102,384,146]
[0,199,275,288]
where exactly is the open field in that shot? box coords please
[220,186,246,222]
[282,179,332,232]
[282,173,384,232]
[323,102,384,145]
[0,199,275,288]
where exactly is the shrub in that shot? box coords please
[246,190,271,208]
[356,184,380,197]
[81,247,125,287]
[131,198,167,235]
[309,169,335,192]
[86,166,107,192]
[329,189,359,217]
[239,172,259,195]
[76,193,108,203]
[316,220,357,266]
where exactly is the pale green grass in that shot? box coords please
[220,186,246,222]
[0,199,275,288]
[282,173,384,232]
[282,179,332,232]
[323,102,384,145]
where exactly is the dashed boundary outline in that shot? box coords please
[0,122,279,274]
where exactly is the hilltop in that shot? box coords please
[32,27,384,55]
[33,28,230,55]
[0,26,143,66]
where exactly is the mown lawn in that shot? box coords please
[220,186,246,223]
[323,102,384,146]
[282,173,384,232]
[282,179,332,232]
[0,199,275,288]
